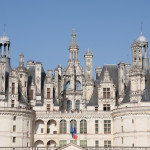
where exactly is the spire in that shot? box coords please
[141,21,143,36]
[72,28,76,43]
[69,29,79,50]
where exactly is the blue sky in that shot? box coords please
[0,0,150,78]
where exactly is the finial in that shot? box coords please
[72,28,76,42]
[141,21,143,36]
[3,24,6,36]
[88,48,89,52]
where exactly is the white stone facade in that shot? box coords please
[0,30,150,149]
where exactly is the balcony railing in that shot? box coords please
[0,147,150,150]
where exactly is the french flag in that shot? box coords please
[73,127,78,140]
[70,125,78,140]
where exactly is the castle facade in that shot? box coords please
[0,29,150,148]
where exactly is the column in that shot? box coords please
[67,120,70,134]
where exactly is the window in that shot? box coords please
[12,83,15,94]
[134,57,136,62]
[13,137,16,143]
[11,100,15,108]
[60,140,67,147]
[132,119,134,124]
[13,125,16,132]
[121,126,123,132]
[30,89,33,100]
[104,140,111,147]
[70,120,77,132]
[47,104,50,111]
[20,74,22,78]
[95,120,99,134]
[80,140,87,148]
[122,137,123,144]
[13,116,16,121]
[103,104,110,111]
[60,120,66,134]
[95,107,98,111]
[75,100,80,110]
[47,128,50,133]
[25,82,26,87]
[95,140,99,148]
[104,120,111,134]
[70,140,77,144]
[80,120,87,134]
[103,88,110,99]
[41,128,43,133]
[67,100,72,111]
[47,88,50,99]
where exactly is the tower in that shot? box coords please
[131,33,149,71]
[69,29,79,62]
[84,48,93,80]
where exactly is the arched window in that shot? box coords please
[60,120,66,134]
[70,120,77,132]
[80,120,87,134]
[66,81,70,90]
[76,100,80,110]
[76,81,81,90]
[67,100,72,111]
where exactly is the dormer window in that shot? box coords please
[103,88,110,99]
[20,74,22,78]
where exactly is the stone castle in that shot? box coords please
[0,29,150,149]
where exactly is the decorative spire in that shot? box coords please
[141,21,143,36]
[69,29,79,49]
[72,28,76,42]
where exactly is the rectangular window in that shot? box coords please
[103,104,110,111]
[47,104,50,111]
[80,140,87,148]
[60,140,67,147]
[104,120,111,134]
[121,126,123,132]
[95,140,99,148]
[47,88,50,99]
[122,137,123,144]
[12,83,15,94]
[11,100,15,108]
[31,89,33,100]
[13,137,16,143]
[70,140,77,145]
[95,120,99,134]
[13,125,16,132]
[13,116,16,121]
[103,88,110,99]
[20,74,22,78]
[25,81,26,87]
[104,140,111,147]
[95,107,98,111]
[41,128,43,133]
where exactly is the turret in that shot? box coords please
[68,29,79,62]
[0,33,11,73]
